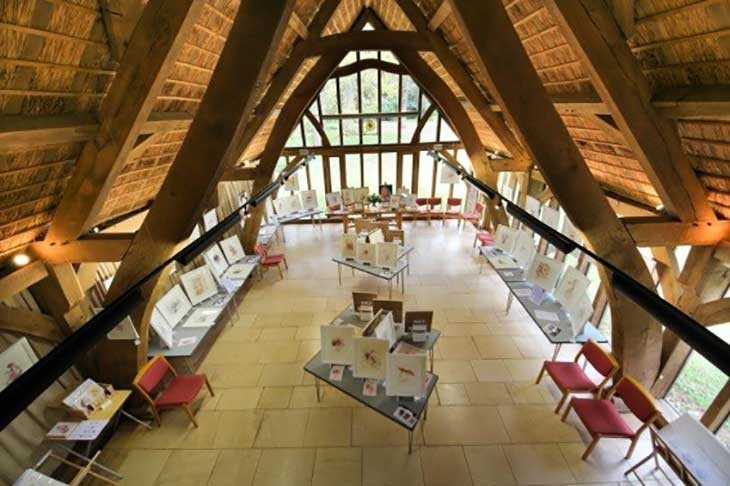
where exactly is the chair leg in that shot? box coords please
[182,404,198,428]
[472,235,477,248]
[150,406,162,427]
[582,436,600,460]
[204,376,215,397]
[278,263,284,280]
[535,363,546,384]
[283,257,288,269]
[554,391,569,414]
[561,399,573,422]
[626,435,640,459]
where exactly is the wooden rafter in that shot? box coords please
[282,141,463,157]
[546,0,715,223]
[0,305,63,342]
[303,111,331,146]
[100,0,145,61]
[410,104,436,143]
[43,0,205,246]
[448,0,660,385]
[299,31,429,57]
[694,298,730,326]
[30,234,134,263]
[332,59,408,78]
[0,261,48,301]
[428,1,452,31]
[220,166,258,181]
[622,217,730,246]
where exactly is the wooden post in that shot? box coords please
[448,0,660,384]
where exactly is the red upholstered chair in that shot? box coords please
[472,231,494,248]
[460,202,484,229]
[536,339,619,413]
[441,198,461,226]
[561,375,661,460]
[255,243,288,279]
[416,198,431,224]
[133,355,214,427]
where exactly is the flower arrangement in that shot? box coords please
[368,193,381,206]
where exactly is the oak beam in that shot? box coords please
[448,0,660,384]
[332,59,409,78]
[623,217,730,246]
[694,298,730,326]
[30,234,134,263]
[428,1,452,31]
[0,305,63,342]
[546,0,715,222]
[44,0,205,245]
[221,166,258,181]
[281,141,463,157]
[298,31,430,57]
[489,158,533,172]
[0,261,49,301]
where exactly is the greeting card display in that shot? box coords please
[525,195,541,218]
[369,229,385,244]
[220,235,245,264]
[326,191,343,208]
[511,230,536,269]
[342,188,355,205]
[490,254,519,269]
[566,292,594,335]
[224,263,256,280]
[562,217,582,243]
[356,242,377,265]
[364,309,397,349]
[273,197,286,215]
[156,284,192,327]
[183,308,219,328]
[284,171,300,191]
[440,165,461,184]
[320,324,356,365]
[540,206,560,230]
[352,336,389,379]
[405,311,433,342]
[554,266,591,310]
[390,194,401,209]
[203,209,218,231]
[63,379,111,416]
[386,352,427,397]
[341,233,357,259]
[373,299,404,323]
[526,255,564,292]
[376,242,398,269]
[493,224,518,254]
[204,244,229,276]
[353,291,378,312]
[150,307,174,348]
[287,195,303,213]
[301,189,318,210]
[0,337,37,391]
[402,193,416,208]
[355,187,369,203]
[107,316,139,341]
[180,265,218,306]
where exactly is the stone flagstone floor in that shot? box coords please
[95,222,676,486]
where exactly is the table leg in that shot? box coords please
[58,445,123,480]
[338,263,342,286]
[315,378,322,403]
[120,410,152,430]
[408,430,413,454]
[401,271,405,295]
[407,253,410,276]
[552,344,562,361]
[429,349,434,373]
[506,293,513,314]
[389,279,393,299]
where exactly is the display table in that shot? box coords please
[277,208,324,226]
[479,246,607,359]
[625,414,730,485]
[303,305,439,453]
[333,246,414,298]
[327,206,407,232]
[257,222,280,246]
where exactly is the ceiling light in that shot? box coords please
[12,253,30,267]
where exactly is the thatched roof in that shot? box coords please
[1,0,729,257]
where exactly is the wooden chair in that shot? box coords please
[385,228,405,245]
[442,197,462,226]
[354,218,377,236]
[415,198,431,224]
[133,355,214,427]
[460,201,484,229]
[255,243,288,279]
[472,230,494,248]
[536,339,619,413]
[562,375,661,460]
[428,197,442,223]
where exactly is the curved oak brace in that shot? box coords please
[410,104,436,144]
[332,59,409,79]
[303,110,331,147]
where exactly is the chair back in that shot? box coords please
[416,198,429,207]
[428,197,442,209]
[134,356,172,395]
[386,229,405,245]
[447,198,462,209]
[475,202,484,214]
[354,219,376,234]
[581,340,618,377]
[614,376,658,423]
[255,243,267,257]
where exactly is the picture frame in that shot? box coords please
[493,224,518,254]
[525,195,541,218]
[353,291,378,312]
[405,311,433,333]
[540,206,560,230]
[370,310,398,349]
[355,187,369,203]
[389,194,401,209]
[440,165,461,184]
[369,229,385,244]
[356,242,377,265]
[284,171,300,191]
[386,352,427,397]
[373,299,404,323]
[288,194,303,212]
[511,230,536,269]
[566,291,594,336]
[220,235,246,264]
[204,244,229,276]
[526,255,564,292]
[342,188,355,205]
[183,307,219,329]
[106,316,139,341]
[352,336,389,379]
[326,191,343,208]
[203,209,218,232]
[402,194,416,208]
[0,337,38,391]
[156,284,192,327]
[180,265,218,306]
[273,197,287,215]
[301,189,318,210]
[376,242,398,269]
[341,233,358,259]
[554,266,591,310]
[562,216,582,244]
[320,324,356,365]
[150,308,174,348]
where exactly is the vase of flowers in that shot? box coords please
[368,194,381,207]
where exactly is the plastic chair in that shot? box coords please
[255,243,288,279]
[561,375,661,460]
[133,355,214,427]
[442,198,462,226]
[536,339,619,413]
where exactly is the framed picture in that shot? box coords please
[373,299,404,323]
[511,230,536,269]
[390,194,401,209]
[355,187,369,203]
[356,242,377,265]
[353,291,378,312]
[156,284,192,327]
[540,206,560,230]
[284,171,300,191]
[525,195,541,218]
[326,191,343,208]
[379,184,393,201]
[107,316,139,341]
[342,233,357,259]
[566,292,594,335]
[376,242,398,269]
[203,209,218,231]
[405,311,433,333]
[204,244,229,276]
[562,216,582,244]
[0,337,38,391]
[554,266,591,310]
[370,310,397,349]
[352,336,389,380]
[273,197,287,215]
[440,165,461,184]
[301,189,318,210]
[150,308,174,348]
[180,265,218,306]
[224,263,256,280]
[183,308,219,329]
[342,188,355,205]
[369,229,385,244]
[493,224,518,254]
[402,193,416,208]
[288,195,303,213]
[188,224,201,243]
[320,324,356,365]
[526,255,564,292]
[220,235,246,264]
[386,352,427,397]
